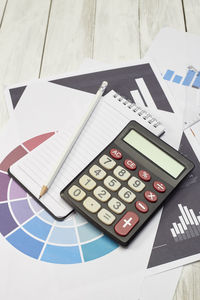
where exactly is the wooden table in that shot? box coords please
[0,1,199,299]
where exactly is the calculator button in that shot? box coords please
[128,176,145,192]
[118,187,136,203]
[93,186,111,202]
[144,190,158,203]
[113,166,131,181]
[83,197,101,213]
[99,155,116,170]
[104,175,121,191]
[138,170,151,181]
[114,211,139,236]
[108,198,126,214]
[124,159,137,170]
[135,201,149,213]
[110,148,122,160]
[79,175,96,190]
[89,165,106,180]
[153,181,166,193]
[68,185,86,201]
[97,208,116,225]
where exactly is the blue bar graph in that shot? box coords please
[163,68,200,89]
[163,70,174,81]
[192,72,200,88]
[182,70,196,86]
[173,75,182,83]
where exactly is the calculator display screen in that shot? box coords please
[123,130,185,178]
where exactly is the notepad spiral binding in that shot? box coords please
[113,92,161,128]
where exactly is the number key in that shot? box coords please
[113,166,131,181]
[79,175,96,190]
[89,165,106,180]
[108,198,126,214]
[118,187,136,203]
[68,185,86,201]
[99,155,116,170]
[93,186,111,202]
[104,175,121,191]
[128,176,145,192]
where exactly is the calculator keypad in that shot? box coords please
[128,176,145,192]
[93,186,111,202]
[65,146,169,245]
[83,197,101,213]
[97,208,116,225]
[104,175,121,191]
[118,187,136,203]
[99,155,116,169]
[79,175,96,190]
[89,165,106,180]
[108,198,126,214]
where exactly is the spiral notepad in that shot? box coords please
[9,90,165,220]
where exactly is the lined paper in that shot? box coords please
[10,90,164,219]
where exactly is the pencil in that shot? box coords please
[39,81,108,199]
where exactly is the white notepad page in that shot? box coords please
[10,90,164,219]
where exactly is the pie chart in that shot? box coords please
[0,133,118,264]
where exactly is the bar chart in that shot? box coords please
[170,204,200,242]
[163,68,200,89]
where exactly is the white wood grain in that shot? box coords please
[183,0,200,34]
[40,0,96,77]
[0,0,7,26]
[0,0,51,127]
[93,0,140,63]
[139,0,185,57]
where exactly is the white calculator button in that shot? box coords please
[118,187,136,203]
[97,208,116,225]
[93,186,111,202]
[113,166,131,181]
[68,185,86,201]
[89,165,107,180]
[128,176,145,192]
[79,175,96,190]
[108,198,126,214]
[104,175,121,191]
[99,155,116,170]
[83,197,101,213]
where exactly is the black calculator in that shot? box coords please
[61,121,194,246]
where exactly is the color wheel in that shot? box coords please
[0,133,118,264]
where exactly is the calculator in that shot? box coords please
[60,121,194,246]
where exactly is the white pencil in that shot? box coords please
[39,81,108,198]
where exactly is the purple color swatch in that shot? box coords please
[10,180,27,199]
[29,198,43,213]
[0,172,10,202]
[11,200,34,224]
[0,203,18,235]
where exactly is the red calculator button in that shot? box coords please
[138,170,151,181]
[135,201,149,213]
[124,159,136,170]
[110,149,122,160]
[114,211,139,236]
[153,181,166,193]
[144,190,158,203]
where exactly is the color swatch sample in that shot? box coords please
[0,133,118,264]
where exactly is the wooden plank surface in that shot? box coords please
[183,0,200,34]
[139,0,185,57]
[40,0,96,77]
[0,1,199,299]
[93,0,139,63]
[0,0,50,127]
